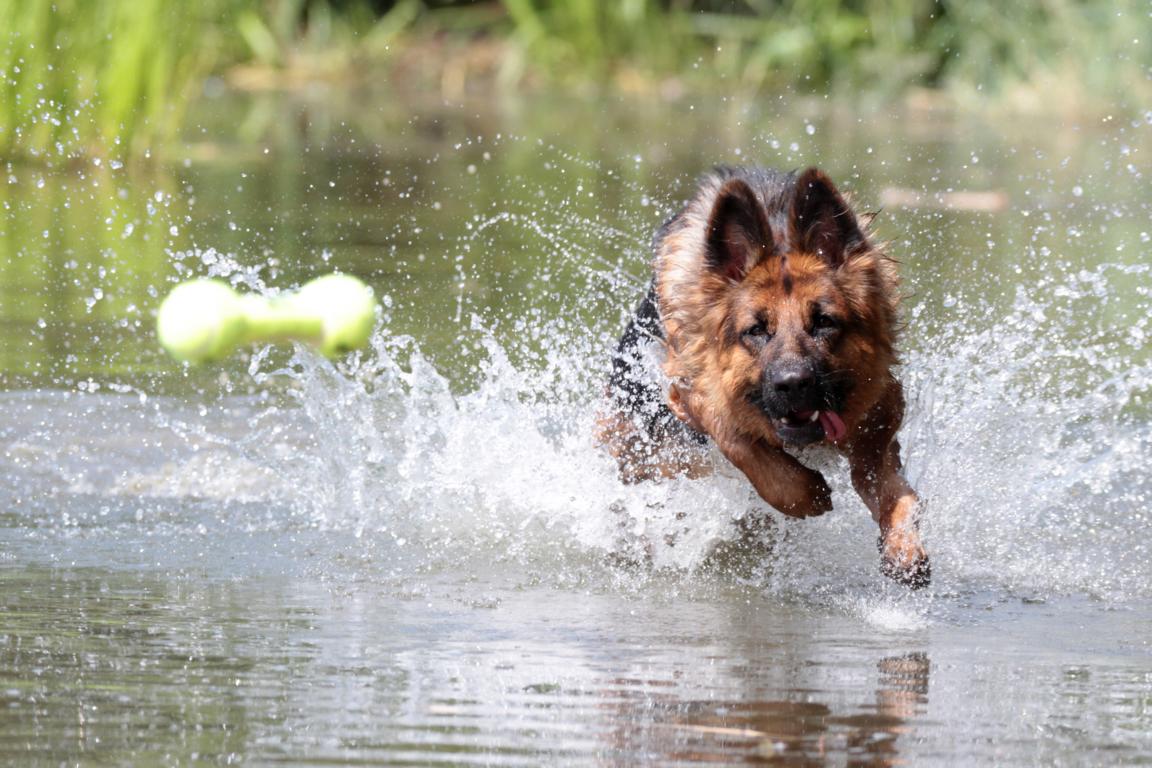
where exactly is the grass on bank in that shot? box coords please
[1,0,1149,161]
[0,0,249,160]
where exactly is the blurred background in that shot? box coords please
[2,0,1148,161]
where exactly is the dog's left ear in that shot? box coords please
[789,167,867,267]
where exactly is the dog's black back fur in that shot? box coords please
[606,282,706,450]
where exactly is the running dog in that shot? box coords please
[598,166,929,587]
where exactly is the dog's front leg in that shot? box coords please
[850,442,929,588]
[718,436,833,519]
[847,391,930,587]
[669,384,831,518]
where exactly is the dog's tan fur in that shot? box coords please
[600,166,929,586]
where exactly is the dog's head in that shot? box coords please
[658,167,899,446]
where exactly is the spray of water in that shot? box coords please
[134,250,1142,609]
[81,141,1150,612]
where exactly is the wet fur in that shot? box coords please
[599,166,929,587]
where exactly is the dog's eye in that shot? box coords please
[743,323,772,341]
[812,313,840,333]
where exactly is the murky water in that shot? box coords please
[2,91,1151,765]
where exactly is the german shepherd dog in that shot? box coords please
[598,166,929,587]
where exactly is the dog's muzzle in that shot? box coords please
[758,364,846,445]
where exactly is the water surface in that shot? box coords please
[1,91,1151,765]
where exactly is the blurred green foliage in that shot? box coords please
[0,0,244,159]
[493,0,1150,105]
[1,0,1148,161]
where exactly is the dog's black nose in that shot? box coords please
[771,368,814,395]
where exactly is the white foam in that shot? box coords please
[846,595,931,632]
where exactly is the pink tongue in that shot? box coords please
[818,410,847,442]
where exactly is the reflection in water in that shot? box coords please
[0,564,937,766]
[876,652,930,721]
[2,535,1152,764]
[602,653,930,766]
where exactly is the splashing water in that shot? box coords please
[109,239,1151,607]
[899,260,1152,599]
[12,124,1147,611]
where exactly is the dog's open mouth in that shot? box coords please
[776,409,847,444]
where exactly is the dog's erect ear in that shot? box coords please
[705,178,773,281]
[789,167,867,267]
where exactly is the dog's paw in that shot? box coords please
[879,530,931,589]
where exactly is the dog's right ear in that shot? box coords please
[705,179,773,281]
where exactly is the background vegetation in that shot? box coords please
[2,0,1148,160]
